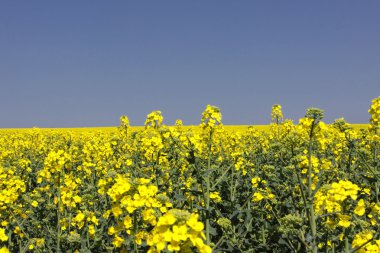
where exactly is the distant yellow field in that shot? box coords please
[0,124,369,133]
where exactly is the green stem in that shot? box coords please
[212,235,226,250]
[308,124,317,253]
[345,236,349,253]
[56,173,62,253]
[261,212,266,244]
[374,128,379,204]
[68,210,72,249]
[133,212,138,253]
[205,129,213,246]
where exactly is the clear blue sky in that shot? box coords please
[1,1,379,127]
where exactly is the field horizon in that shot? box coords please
[0,123,369,132]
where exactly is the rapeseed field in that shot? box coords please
[0,98,379,253]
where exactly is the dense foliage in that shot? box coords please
[0,98,379,253]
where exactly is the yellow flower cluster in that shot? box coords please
[119,115,130,128]
[352,230,380,253]
[101,175,173,248]
[251,176,275,202]
[201,105,222,129]
[147,209,211,253]
[175,119,183,127]
[368,96,380,128]
[140,132,165,162]
[0,167,25,210]
[314,180,360,215]
[70,211,98,231]
[37,149,71,183]
[106,176,172,216]
[271,104,283,123]
[234,156,254,176]
[145,111,164,128]
[59,173,82,209]
[119,115,131,138]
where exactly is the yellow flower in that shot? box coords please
[354,199,366,216]
[0,247,10,253]
[36,238,44,247]
[167,241,181,251]
[0,228,8,242]
[88,225,95,236]
[73,195,81,203]
[135,231,146,245]
[112,206,123,218]
[112,235,124,248]
[172,225,188,242]
[123,216,133,229]
[157,213,176,226]
[252,192,265,202]
[338,214,351,228]
[126,159,133,166]
[187,214,204,232]
[209,192,222,203]
[108,226,116,235]
[200,244,212,253]
[74,212,85,223]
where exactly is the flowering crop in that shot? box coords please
[0,99,379,252]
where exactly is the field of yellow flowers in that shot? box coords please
[0,97,379,253]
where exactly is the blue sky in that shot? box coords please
[0,1,379,127]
